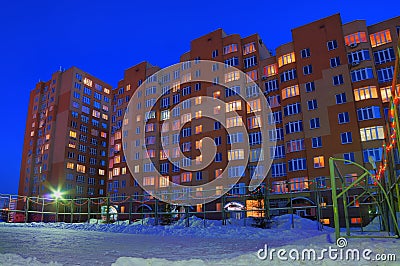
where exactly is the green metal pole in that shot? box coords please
[87,198,91,223]
[70,199,74,223]
[329,158,341,240]
[155,198,159,226]
[55,199,59,223]
[41,197,44,222]
[106,197,110,224]
[128,196,132,225]
[396,181,400,212]
[185,206,189,227]
[342,190,350,236]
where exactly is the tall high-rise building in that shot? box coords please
[108,62,160,202]
[19,14,400,226]
[19,67,112,199]
[107,14,399,225]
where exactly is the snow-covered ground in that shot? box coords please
[0,215,398,265]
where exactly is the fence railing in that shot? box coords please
[0,187,330,229]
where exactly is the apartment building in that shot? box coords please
[107,14,399,225]
[18,67,112,200]
[19,13,400,226]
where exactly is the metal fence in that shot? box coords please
[0,186,331,229]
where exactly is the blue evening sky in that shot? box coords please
[0,0,398,194]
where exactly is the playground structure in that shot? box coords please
[329,37,400,240]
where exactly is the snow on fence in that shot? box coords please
[0,188,329,230]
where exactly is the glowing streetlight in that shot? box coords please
[53,190,63,200]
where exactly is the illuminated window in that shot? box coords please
[247,99,261,113]
[69,130,77,139]
[344,32,367,46]
[354,86,378,101]
[215,169,223,178]
[351,218,362,224]
[290,177,308,191]
[226,100,242,112]
[113,167,120,176]
[247,116,261,129]
[264,64,278,77]
[121,167,126,175]
[243,42,256,55]
[278,52,295,67]
[101,132,107,138]
[214,106,221,114]
[114,155,121,164]
[313,156,325,168]
[195,140,202,149]
[77,164,86,173]
[66,162,74,169]
[115,143,121,152]
[195,111,202,119]
[195,125,202,134]
[370,29,392,48]
[380,85,400,103]
[181,172,192,182]
[228,149,244,160]
[246,70,258,82]
[160,176,169,187]
[226,116,243,128]
[223,43,238,55]
[92,110,100,118]
[213,91,221,99]
[360,126,385,141]
[160,150,169,160]
[181,73,191,83]
[99,169,105,175]
[83,78,93,87]
[143,176,155,186]
[196,155,202,165]
[320,219,330,225]
[281,85,299,100]
[181,113,191,124]
[195,96,202,105]
[102,114,108,120]
[161,110,170,121]
[224,71,240,83]
[114,131,121,140]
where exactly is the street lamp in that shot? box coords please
[53,191,62,200]
[52,190,63,222]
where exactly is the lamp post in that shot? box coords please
[52,190,62,223]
